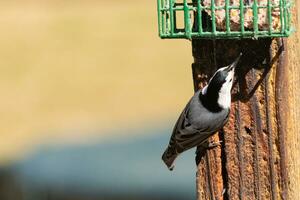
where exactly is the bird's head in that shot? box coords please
[201,53,241,112]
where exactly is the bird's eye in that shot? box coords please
[229,78,232,82]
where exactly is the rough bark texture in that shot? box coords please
[192,36,298,200]
[285,3,300,200]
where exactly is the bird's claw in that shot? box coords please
[196,140,223,155]
[207,140,223,149]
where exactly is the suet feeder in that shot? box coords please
[157,0,293,39]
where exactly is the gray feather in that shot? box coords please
[162,90,229,170]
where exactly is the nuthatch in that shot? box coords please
[162,53,242,170]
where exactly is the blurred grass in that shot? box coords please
[0,1,193,163]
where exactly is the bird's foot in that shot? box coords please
[207,140,223,149]
[195,141,223,164]
[195,140,223,154]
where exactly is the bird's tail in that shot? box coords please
[162,146,178,171]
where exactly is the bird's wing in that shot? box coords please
[169,100,213,153]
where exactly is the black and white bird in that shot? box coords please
[162,54,241,170]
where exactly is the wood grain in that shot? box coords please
[191,37,296,199]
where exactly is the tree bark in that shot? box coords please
[192,37,295,200]
[285,4,300,200]
[191,4,299,200]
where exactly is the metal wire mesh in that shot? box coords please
[157,0,293,39]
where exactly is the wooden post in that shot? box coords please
[284,4,300,199]
[191,36,300,200]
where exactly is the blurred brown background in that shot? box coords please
[0,0,193,163]
[0,1,198,200]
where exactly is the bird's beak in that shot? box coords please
[227,53,242,71]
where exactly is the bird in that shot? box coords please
[162,54,242,170]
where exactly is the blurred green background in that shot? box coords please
[0,1,197,199]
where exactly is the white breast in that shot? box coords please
[218,71,234,109]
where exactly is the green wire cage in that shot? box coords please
[157,0,293,39]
